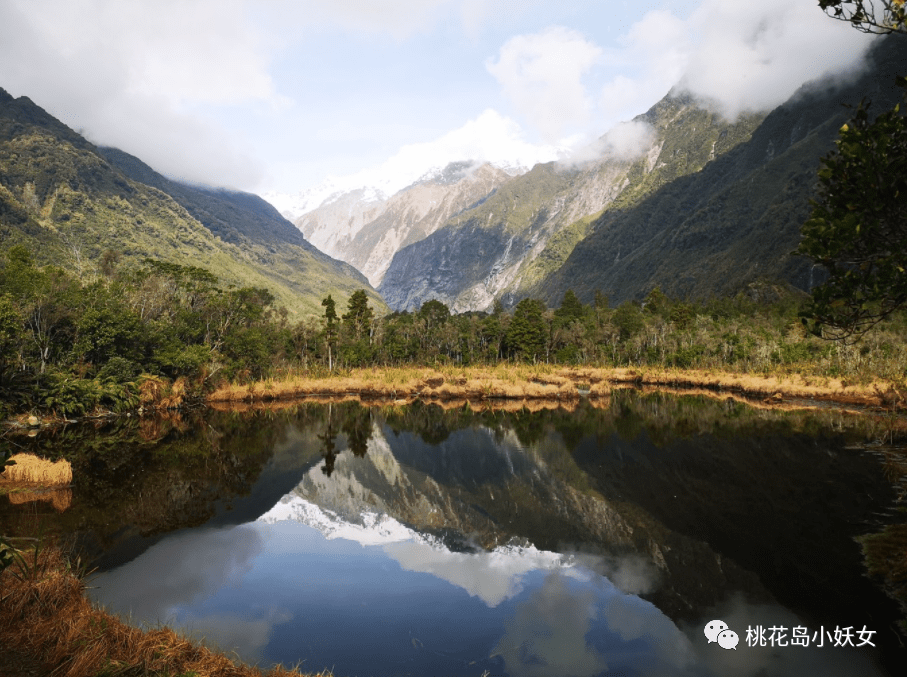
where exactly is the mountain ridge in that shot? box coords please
[536,35,907,306]
[0,88,383,318]
[377,93,765,312]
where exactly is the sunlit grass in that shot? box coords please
[206,364,899,409]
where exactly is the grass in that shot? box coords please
[0,543,328,677]
[207,364,903,411]
[1,453,73,484]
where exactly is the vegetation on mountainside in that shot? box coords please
[379,95,766,312]
[0,89,381,319]
[537,36,907,309]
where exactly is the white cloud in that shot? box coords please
[289,108,560,200]
[486,26,603,142]
[677,0,874,117]
[562,119,655,165]
[0,0,277,188]
[595,0,874,127]
[598,10,691,126]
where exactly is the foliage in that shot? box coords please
[797,84,907,338]
[505,298,548,363]
[819,0,907,34]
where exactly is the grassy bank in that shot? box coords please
[0,543,322,677]
[206,364,905,411]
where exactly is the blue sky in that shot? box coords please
[0,1,874,198]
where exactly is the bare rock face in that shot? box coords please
[293,162,513,288]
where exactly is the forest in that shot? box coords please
[1,240,905,420]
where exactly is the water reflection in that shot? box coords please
[4,393,904,676]
[493,573,612,677]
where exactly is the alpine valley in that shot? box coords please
[280,36,906,314]
[3,38,905,319]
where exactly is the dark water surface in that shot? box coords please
[2,391,905,676]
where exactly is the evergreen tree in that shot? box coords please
[342,289,374,342]
[505,298,548,363]
[322,294,338,370]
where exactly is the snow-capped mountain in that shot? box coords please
[275,160,519,286]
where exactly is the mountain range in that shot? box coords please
[2,37,903,319]
[284,36,905,313]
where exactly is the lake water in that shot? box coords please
[2,391,905,676]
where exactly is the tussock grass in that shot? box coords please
[2,453,73,485]
[206,365,900,409]
[0,545,328,677]
[7,488,72,512]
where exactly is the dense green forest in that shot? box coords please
[1,240,905,419]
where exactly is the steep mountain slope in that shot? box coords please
[0,88,382,318]
[378,95,765,312]
[345,162,513,286]
[293,161,514,287]
[294,187,390,262]
[537,37,906,306]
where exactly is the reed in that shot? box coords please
[2,453,73,485]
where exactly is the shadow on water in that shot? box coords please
[2,392,906,676]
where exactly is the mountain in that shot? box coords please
[377,95,765,312]
[343,162,513,286]
[293,186,391,264]
[0,88,384,318]
[292,161,515,287]
[536,36,907,307]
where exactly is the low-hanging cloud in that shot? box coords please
[487,26,603,143]
[0,0,275,189]
[562,119,656,166]
[676,0,876,118]
[490,1,874,161]
[601,0,875,125]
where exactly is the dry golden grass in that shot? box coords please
[0,545,327,677]
[1,453,72,485]
[206,365,900,410]
[7,488,72,512]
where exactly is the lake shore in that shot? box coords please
[0,544,321,677]
[207,365,905,412]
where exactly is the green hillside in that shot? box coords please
[536,36,907,307]
[0,89,383,319]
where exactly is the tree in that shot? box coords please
[322,295,339,370]
[553,290,586,327]
[796,83,907,338]
[505,298,548,363]
[342,290,374,342]
[819,0,907,35]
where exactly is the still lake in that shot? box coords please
[2,390,905,676]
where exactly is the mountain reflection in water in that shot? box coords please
[2,393,903,676]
